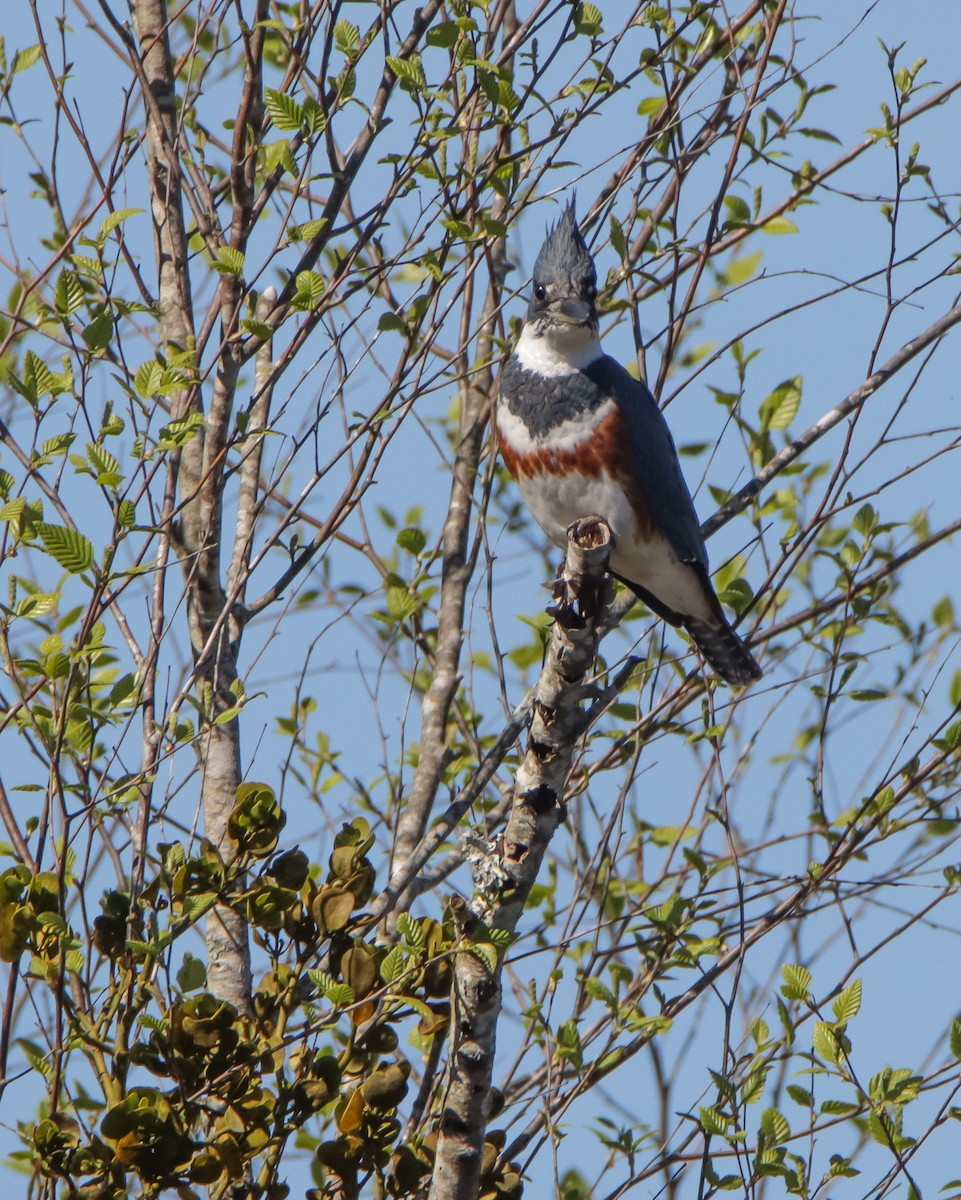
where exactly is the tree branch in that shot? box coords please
[429,517,616,1200]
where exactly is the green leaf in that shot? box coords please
[466,941,498,972]
[780,963,811,1001]
[573,2,603,37]
[725,251,763,286]
[214,247,246,276]
[925,591,949,636]
[820,1098,858,1115]
[158,414,205,450]
[82,310,114,353]
[301,98,327,135]
[396,527,426,555]
[264,87,304,131]
[556,1018,583,1068]
[37,524,94,574]
[100,207,144,237]
[812,1021,842,1065]
[832,978,862,1023]
[54,269,85,316]
[88,444,123,488]
[426,21,460,49]
[718,577,754,614]
[378,311,406,334]
[13,45,42,74]
[40,433,76,461]
[852,503,878,538]
[741,1068,767,1105]
[723,194,751,226]
[699,1105,730,1136]
[760,378,801,431]
[291,270,324,310]
[762,216,798,235]
[385,55,425,91]
[288,217,327,243]
[637,96,663,117]
[176,953,206,992]
[827,1154,859,1177]
[760,1107,790,1145]
[333,20,359,53]
[950,1017,961,1060]
[380,944,406,984]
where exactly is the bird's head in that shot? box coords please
[528,200,598,333]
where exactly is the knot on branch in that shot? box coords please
[549,516,616,623]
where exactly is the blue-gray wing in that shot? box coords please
[585,356,710,570]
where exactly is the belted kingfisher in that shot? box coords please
[496,201,762,685]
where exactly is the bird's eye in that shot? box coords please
[533,283,547,302]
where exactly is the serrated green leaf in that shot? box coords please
[741,1068,767,1105]
[54,269,85,316]
[385,55,425,90]
[760,1107,790,1145]
[40,433,76,460]
[812,1021,842,1065]
[134,360,164,399]
[780,963,811,1000]
[699,1105,730,1136]
[288,217,327,243]
[950,1017,961,1060]
[37,524,94,574]
[333,19,359,53]
[87,443,123,488]
[573,2,603,36]
[240,319,273,339]
[260,138,297,178]
[100,207,144,237]
[819,1098,858,1115]
[292,270,324,310]
[760,378,801,432]
[827,1153,859,1177]
[466,941,498,972]
[396,913,421,945]
[158,412,205,449]
[301,98,327,135]
[214,247,246,276]
[264,87,304,131]
[380,945,406,984]
[786,1084,812,1106]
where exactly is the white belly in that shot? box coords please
[516,468,715,622]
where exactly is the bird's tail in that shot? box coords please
[684,615,762,686]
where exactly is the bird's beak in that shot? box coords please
[547,296,594,326]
